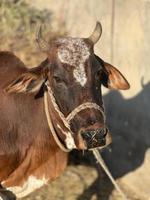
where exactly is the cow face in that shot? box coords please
[45,35,129,150]
[46,38,106,150]
[5,22,130,151]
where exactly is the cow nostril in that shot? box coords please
[81,130,93,141]
[98,128,107,137]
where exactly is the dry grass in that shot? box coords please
[0,0,66,66]
[0,0,51,39]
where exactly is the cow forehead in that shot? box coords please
[57,38,90,86]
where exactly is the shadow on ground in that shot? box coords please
[69,82,150,200]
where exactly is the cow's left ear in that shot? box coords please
[4,72,46,94]
[101,62,130,90]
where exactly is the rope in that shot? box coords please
[44,82,105,151]
[66,102,105,123]
[46,83,71,130]
[92,149,128,200]
[44,89,70,152]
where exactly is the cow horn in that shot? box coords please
[36,25,49,52]
[88,21,102,44]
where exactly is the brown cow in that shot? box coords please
[0,22,129,199]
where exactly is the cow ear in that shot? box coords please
[4,72,45,94]
[101,62,130,90]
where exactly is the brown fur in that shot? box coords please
[0,52,67,188]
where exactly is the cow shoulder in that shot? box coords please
[0,51,26,71]
[0,51,27,89]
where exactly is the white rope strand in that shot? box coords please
[44,90,70,152]
[92,149,128,200]
[66,102,105,123]
[46,83,71,130]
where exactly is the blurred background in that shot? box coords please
[0,0,150,199]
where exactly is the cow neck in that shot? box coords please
[44,81,105,152]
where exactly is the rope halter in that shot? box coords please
[44,81,105,152]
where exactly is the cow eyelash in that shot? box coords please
[54,76,60,82]
[95,69,103,79]
[53,76,65,84]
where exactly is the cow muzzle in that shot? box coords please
[78,123,112,150]
[81,128,107,149]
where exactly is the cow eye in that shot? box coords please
[95,69,103,80]
[54,76,62,83]
[53,76,65,85]
[96,69,108,85]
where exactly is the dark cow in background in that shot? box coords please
[0,22,129,199]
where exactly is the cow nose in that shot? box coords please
[81,128,107,149]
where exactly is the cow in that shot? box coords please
[0,22,130,200]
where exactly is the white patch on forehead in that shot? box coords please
[57,38,90,86]
[5,176,48,198]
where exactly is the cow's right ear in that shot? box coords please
[102,62,130,90]
[95,54,130,90]
[4,72,46,94]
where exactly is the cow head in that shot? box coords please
[5,22,130,151]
